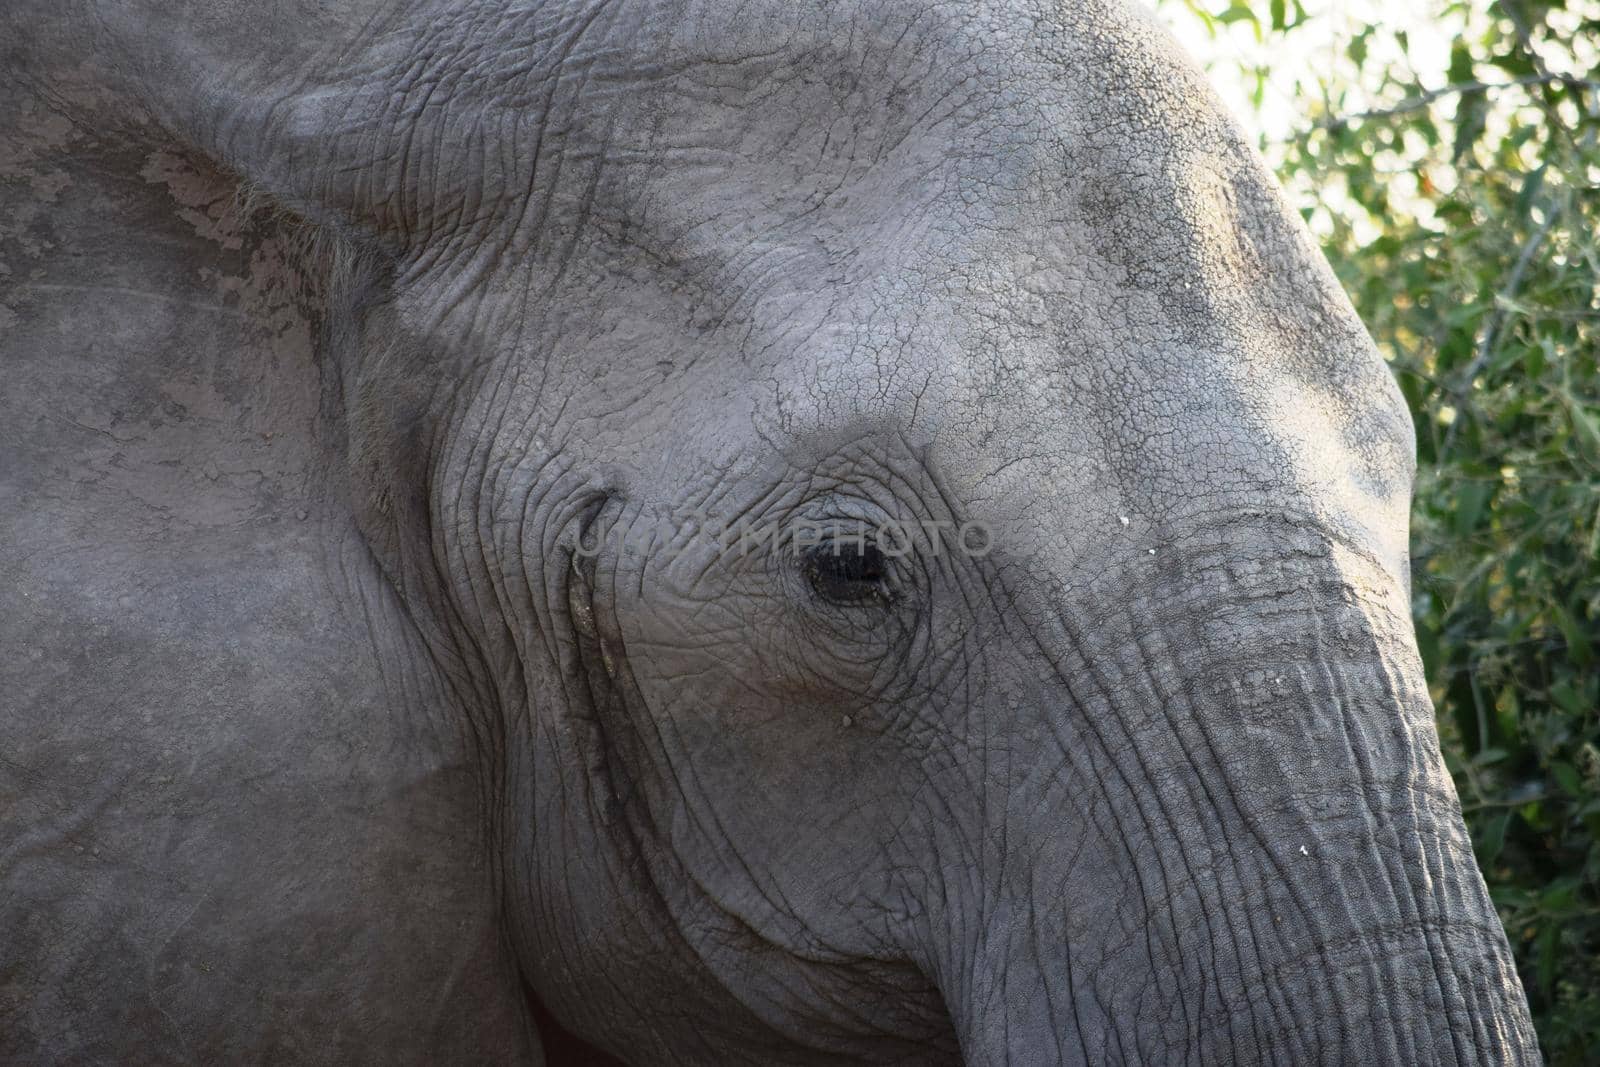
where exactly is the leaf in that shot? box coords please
[1523,338,1548,378]
[1478,810,1511,865]
[1541,876,1581,914]
[1515,164,1548,219]
[1550,602,1594,668]
[1214,2,1256,24]
[1552,761,1585,797]
[1452,89,1489,163]
[1415,615,1443,678]
[1564,390,1600,469]
[1453,481,1493,537]
[1549,678,1587,716]
[1450,669,1485,752]
[1270,0,1286,31]
[1214,2,1260,39]
[1349,27,1371,67]
[1536,923,1559,998]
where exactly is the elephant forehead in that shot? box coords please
[393,0,1235,283]
[568,0,1235,278]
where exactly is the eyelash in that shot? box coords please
[800,535,897,607]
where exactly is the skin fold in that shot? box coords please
[1,0,1538,1062]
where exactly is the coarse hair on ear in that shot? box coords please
[225,166,435,595]
[301,216,431,590]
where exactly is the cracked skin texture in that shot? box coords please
[2,1,1537,1064]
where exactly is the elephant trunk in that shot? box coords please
[917,516,1538,1064]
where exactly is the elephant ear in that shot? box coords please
[0,6,543,1062]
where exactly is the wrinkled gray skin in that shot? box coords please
[1,1,1539,1063]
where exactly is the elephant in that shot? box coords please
[0,0,1539,1062]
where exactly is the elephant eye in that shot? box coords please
[802,539,893,606]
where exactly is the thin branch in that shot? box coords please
[1439,195,1562,460]
[1503,7,1585,153]
[1310,73,1600,131]
[1470,201,1562,379]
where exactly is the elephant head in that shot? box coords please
[2,0,1538,1062]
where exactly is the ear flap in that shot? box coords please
[1,9,549,1060]
[10,1,524,649]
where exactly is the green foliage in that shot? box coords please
[1167,1,1600,1059]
